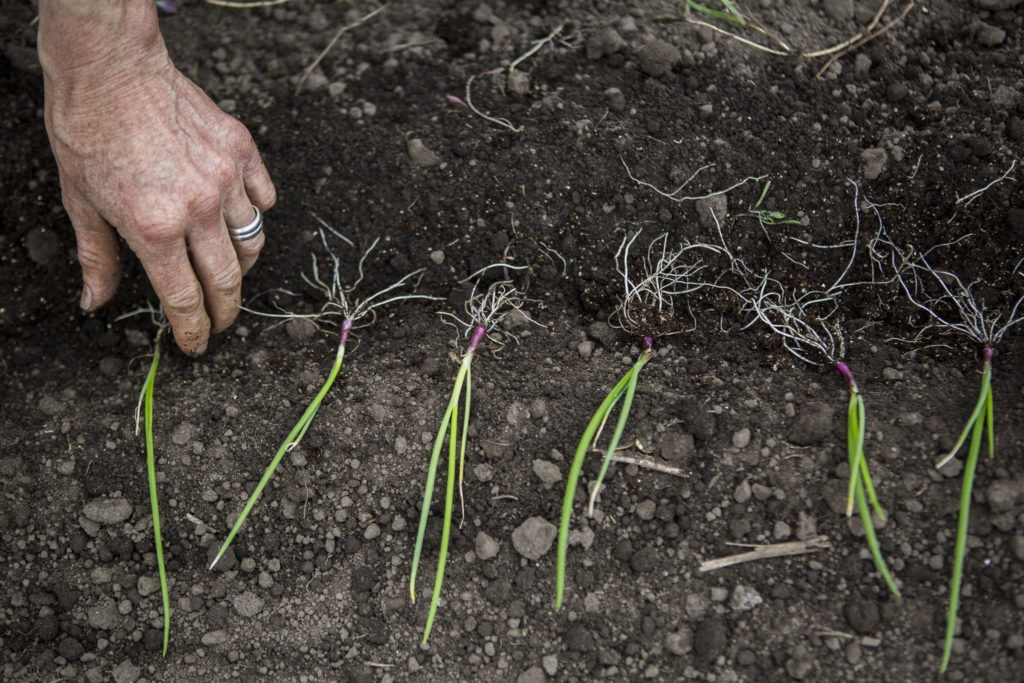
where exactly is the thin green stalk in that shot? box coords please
[587,352,649,515]
[556,347,651,610]
[847,391,899,597]
[211,326,349,569]
[855,395,885,522]
[412,325,485,642]
[410,354,472,602]
[143,329,170,656]
[687,0,745,24]
[852,466,900,597]
[941,361,993,673]
[422,392,460,642]
[845,391,864,516]
[937,367,992,469]
[458,363,471,526]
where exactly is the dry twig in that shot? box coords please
[296,5,386,95]
[699,535,831,572]
[608,454,686,477]
[813,2,915,78]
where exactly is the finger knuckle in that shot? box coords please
[225,121,254,151]
[189,192,222,219]
[76,244,110,272]
[214,157,238,186]
[162,280,205,317]
[209,262,243,293]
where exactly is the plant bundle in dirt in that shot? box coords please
[120,304,172,656]
[877,228,1024,673]
[709,186,901,598]
[556,230,724,610]
[210,232,441,569]
[410,275,537,642]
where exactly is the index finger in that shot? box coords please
[138,237,212,355]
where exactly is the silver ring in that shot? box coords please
[228,206,263,242]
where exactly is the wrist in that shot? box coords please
[38,1,168,100]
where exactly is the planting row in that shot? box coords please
[131,198,1021,673]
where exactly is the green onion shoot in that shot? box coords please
[211,232,441,569]
[411,278,533,642]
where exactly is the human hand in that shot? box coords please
[38,1,276,354]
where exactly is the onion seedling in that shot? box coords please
[881,232,1024,673]
[411,277,535,642]
[210,234,441,569]
[121,305,172,656]
[709,189,900,598]
[556,231,725,609]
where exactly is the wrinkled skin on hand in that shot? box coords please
[40,3,276,354]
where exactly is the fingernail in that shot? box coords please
[80,285,93,311]
[193,342,208,357]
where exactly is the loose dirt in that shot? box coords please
[2,1,1024,681]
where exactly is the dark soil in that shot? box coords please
[3,1,1024,681]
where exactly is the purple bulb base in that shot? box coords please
[468,324,487,352]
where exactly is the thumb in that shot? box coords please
[64,189,122,310]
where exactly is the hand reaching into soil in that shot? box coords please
[38,0,276,354]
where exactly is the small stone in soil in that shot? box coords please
[987,477,1024,512]
[82,498,133,525]
[232,591,264,618]
[407,138,442,167]
[202,630,228,646]
[532,459,561,487]
[788,402,834,446]
[634,38,680,78]
[25,226,62,266]
[665,626,693,655]
[137,575,160,597]
[630,546,658,573]
[475,531,499,561]
[660,429,695,464]
[516,666,545,683]
[511,517,557,561]
[860,147,888,180]
[844,596,880,633]
[111,660,141,683]
[730,584,763,612]
[636,499,656,520]
[734,479,752,504]
[692,618,728,663]
[87,599,119,630]
[38,395,65,417]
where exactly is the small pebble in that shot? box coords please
[532,459,562,487]
[734,480,752,504]
[82,498,133,526]
[732,428,751,449]
[202,630,228,646]
[111,661,141,683]
[232,591,264,618]
[729,584,763,612]
[636,499,657,520]
[407,138,442,167]
[475,531,500,561]
[511,517,557,561]
[137,576,160,597]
